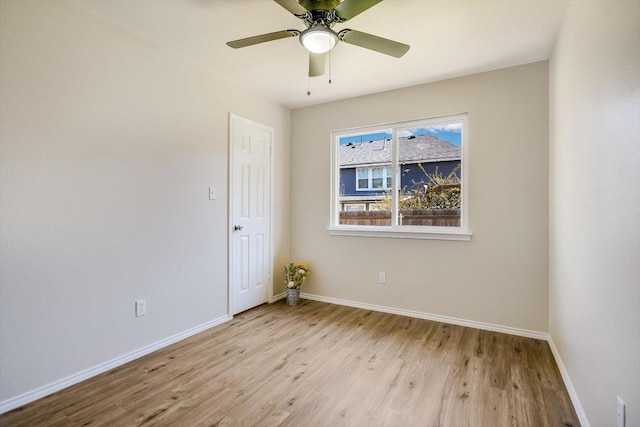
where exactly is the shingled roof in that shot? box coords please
[339,135,461,167]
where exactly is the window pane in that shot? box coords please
[338,131,393,226]
[372,167,383,188]
[397,123,462,227]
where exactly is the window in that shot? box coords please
[356,166,393,190]
[344,203,366,212]
[330,114,470,240]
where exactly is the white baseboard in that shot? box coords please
[300,292,548,340]
[547,335,590,427]
[0,314,230,415]
[270,292,286,302]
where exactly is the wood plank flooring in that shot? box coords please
[1,300,580,426]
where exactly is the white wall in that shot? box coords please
[290,62,550,333]
[549,2,640,426]
[0,0,290,404]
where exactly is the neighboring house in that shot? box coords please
[339,135,461,211]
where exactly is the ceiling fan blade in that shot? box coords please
[227,30,300,49]
[273,0,308,16]
[338,29,410,58]
[334,0,384,21]
[309,52,326,77]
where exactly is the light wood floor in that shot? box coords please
[1,299,579,427]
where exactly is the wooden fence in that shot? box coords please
[339,209,460,227]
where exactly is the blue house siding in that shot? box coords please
[340,167,358,196]
[399,160,460,191]
[340,160,460,197]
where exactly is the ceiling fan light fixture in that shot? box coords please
[300,25,338,54]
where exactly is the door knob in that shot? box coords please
[234,225,243,231]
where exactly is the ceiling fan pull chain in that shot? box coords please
[307,77,311,96]
[329,49,332,84]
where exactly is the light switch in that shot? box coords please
[209,186,216,200]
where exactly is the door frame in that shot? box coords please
[228,113,275,318]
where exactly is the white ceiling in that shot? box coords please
[74,0,568,109]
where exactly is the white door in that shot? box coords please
[230,114,272,315]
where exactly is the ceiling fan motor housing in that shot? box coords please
[299,0,342,13]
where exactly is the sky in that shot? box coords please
[339,123,462,146]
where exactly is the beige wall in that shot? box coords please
[290,62,549,332]
[0,0,290,402]
[549,1,640,426]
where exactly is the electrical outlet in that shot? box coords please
[136,299,146,317]
[617,396,625,427]
[379,272,387,284]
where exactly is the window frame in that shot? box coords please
[329,113,471,241]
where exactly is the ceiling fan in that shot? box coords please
[226,0,410,78]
